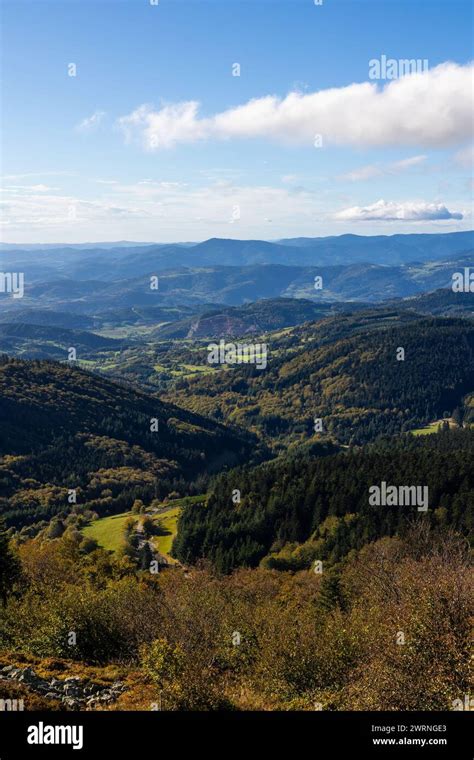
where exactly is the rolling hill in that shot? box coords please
[165,315,474,447]
[150,298,369,339]
[0,358,257,527]
[1,255,472,317]
[0,323,126,359]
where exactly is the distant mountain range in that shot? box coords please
[1,231,472,282]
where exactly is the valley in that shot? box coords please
[0,231,472,714]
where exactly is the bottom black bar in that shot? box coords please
[0,711,471,758]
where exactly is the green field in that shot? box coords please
[82,511,132,553]
[152,506,181,557]
[81,495,204,558]
[411,419,455,436]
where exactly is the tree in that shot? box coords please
[47,518,66,539]
[0,520,21,605]
[141,516,156,538]
[132,500,145,514]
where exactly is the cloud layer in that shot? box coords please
[333,199,463,222]
[117,62,473,150]
[1,179,468,243]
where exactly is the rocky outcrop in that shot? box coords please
[0,665,125,709]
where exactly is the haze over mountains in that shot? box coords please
[1,231,472,277]
[0,232,472,325]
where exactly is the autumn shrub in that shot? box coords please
[1,577,164,664]
[339,529,473,710]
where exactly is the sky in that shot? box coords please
[1,0,473,243]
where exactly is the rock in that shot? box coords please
[35,683,52,693]
[85,684,101,695]
[0,665,125,706]
[62,696,80,708]
[18,667,41,685]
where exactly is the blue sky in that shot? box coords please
[1,0,473,243]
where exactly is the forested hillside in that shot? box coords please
[151,298,351,339]
[0,358,256,528]
[174,428,474,573]
[168,316,474,446]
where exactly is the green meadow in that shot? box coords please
[410,419,457,436]
[81,496,204,558]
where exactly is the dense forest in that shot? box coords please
[174,428,474,572]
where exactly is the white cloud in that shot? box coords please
[0,180,326,240]
[340,154,427,182]
[117,62,473,151]
[118,102,204,149]
[2,181,469,243]
[76,110,106,132]
[334,199,463,221]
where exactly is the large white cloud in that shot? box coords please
[117,62,473,150]
[334,199,463,222]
